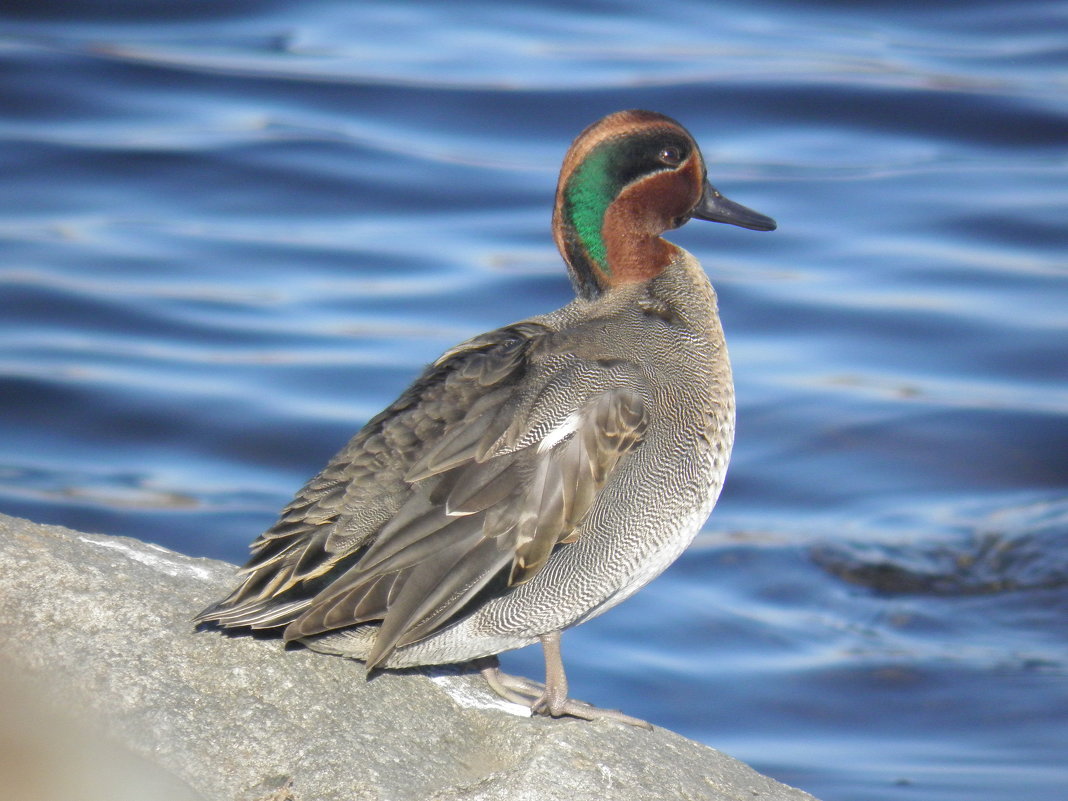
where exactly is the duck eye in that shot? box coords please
[658,146,683,166]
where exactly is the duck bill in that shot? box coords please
[691,181,777,231]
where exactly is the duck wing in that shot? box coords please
[197,319,648,669]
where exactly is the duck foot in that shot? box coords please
[475,631,652,729]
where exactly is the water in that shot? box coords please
[2,2,1066,799]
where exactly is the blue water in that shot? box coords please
[2,2,1066,799]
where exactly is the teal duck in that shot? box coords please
[196,109,776,726]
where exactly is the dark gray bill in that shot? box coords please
[691,181,777,231]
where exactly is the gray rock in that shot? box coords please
[0,513,819,801]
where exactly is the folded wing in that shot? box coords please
[196,321,648,669]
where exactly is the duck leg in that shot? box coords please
[477,631,652,729]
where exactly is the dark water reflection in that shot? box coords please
[2,2,1066,800]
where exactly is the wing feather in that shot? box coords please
[197,320,649,671]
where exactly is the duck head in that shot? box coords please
[552,109,776,299]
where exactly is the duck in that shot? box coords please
[195,109,776,727]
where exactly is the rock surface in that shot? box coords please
[0,513,819,801]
